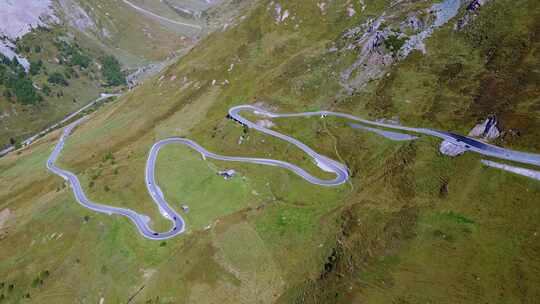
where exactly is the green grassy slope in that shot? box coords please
[0,0,539,303]
[356,0,540,151]
[0,0,253,149]
[0,26,117,147]
[58,0,204,65]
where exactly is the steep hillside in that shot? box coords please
[0,26,122,148]
[55,0,203,65]
[1,0,539,303]
[0,0,253,150]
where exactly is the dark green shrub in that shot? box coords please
[384,34,408,55]
[48,72,68,86]
[101,55,125,86]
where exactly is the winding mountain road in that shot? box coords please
[47,105,540,240]
[242,106,540,167]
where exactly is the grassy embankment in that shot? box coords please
[0,0,539,303]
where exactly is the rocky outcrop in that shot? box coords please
[0,39,30,72]
[0,0,58,72]
[270,2,289,24]
[439,115,501,157]
[340,0,465,92]
[455,0,491,31]
[400,0,463,57]
[468,115,500,141]
[439,140,467,157]
[56,0,97,33]
[0,0,57,39]
[339,14,394,93]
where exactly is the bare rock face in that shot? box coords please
[0,0,57,39]
[57,0,97,33]
[0,0,57,72]
[468,115,500,141]
[339,15,394,93]
[439,140,467,157]
[455,0,491,30]
[339,0,465,93]
[439,114,501,157]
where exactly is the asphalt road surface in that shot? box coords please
[234,105,540,167]
[47,105,540,240]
